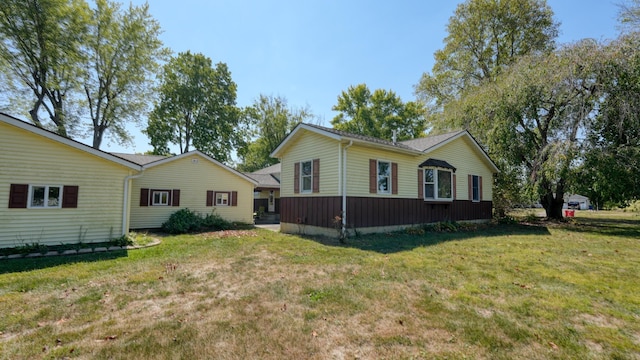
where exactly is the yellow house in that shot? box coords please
[271,123,500,237]
[124,151,258,229]
[0,113,141,248]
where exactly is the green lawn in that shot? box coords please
[0,212,638,359]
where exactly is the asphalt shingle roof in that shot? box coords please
[110,153,168,165]
[400,130,466,152]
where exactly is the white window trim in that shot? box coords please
[27,184,63,209]
[377,160,392,194]
[423,168,453,202]
[151,190,170,206]
[300,159,313,194]
[471,175,480,202]
[216,192,230,206]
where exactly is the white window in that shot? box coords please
[472,175,480,202]
[300,160,312,193]
[29,185,62,208]
[216,192,229,206]
[378,161,391,194]
[152,190,170,206]
[424,168,453,201]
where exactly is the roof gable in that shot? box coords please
[141,150,258,186]
[0,112,141,170]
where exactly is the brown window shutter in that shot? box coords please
[468,175,473,201]
[172,189,180,207]
[453,174,457,200]
[417,170,423,199]
[206,190,213,206]
[140,188,149,206]
[392,163,398,195]
[312,158,320,193]
[294,162,300,194]
[369,159,377,193]
[479,176,483,201]
[62,185,79,208]
[8,184,28,208]
[231,191,238,206]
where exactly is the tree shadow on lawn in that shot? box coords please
[0,250,128,274]
[564,216,640,239]
[301,223,552,254]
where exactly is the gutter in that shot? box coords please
[342,140,353,237]
[122,171,145,236]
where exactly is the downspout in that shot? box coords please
[122,171,145,236]
[342,140,353,237]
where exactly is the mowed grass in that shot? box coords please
[0,212,639,359]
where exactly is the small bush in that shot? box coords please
[162,209,234,234]
[202,212,232,231]
[424,221,459,232]
[405,226,425,235]
[14,242,48,254]
[162,208,203,234]
[110,234,134,247]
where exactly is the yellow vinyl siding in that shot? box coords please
[280,132,340,197]
[130,154,255,228]
[424,136,494,201]
[0,122,133,248]
[254,189,280,200]
[345,145,417,198]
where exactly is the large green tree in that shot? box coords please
[238,94,313,172]
[441,40,602,219]
[83,0,168,149]
[145,52,240,162]
[576,33,640,208]
[618,0,640,31]
[415,0,558,126]
[331,84,426,141]
[0,0,90,136]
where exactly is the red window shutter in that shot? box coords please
[312,158,320,193]
[231,191,238,206]
[172,189,180,207]
[62,185,79,208]
[468,175,473,201]
[140,188,149,206]
[479,176,483,201]
[392,163,398,195]
[453,174,457,200]
[294,162,300,194]
[206,190,213,206]
[369,159,377,193]
[417,170,423,199]
[8,184,28,208]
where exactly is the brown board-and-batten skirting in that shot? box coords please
[280,196,492,229]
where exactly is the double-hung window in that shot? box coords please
[29,185,62,208]
[152,190,170,206]
[377,161,391,194]
[216,192,229,206]
[423,168,453,201]
[300,160,312,193]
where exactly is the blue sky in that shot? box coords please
[101,0,621,154]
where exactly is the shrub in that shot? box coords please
[162,208,203,234]
[202,211,232,231]
[110,234,134,247]
[162,209,234,234]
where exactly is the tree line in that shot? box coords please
[2,0,639,218]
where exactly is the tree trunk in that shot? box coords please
[540,180,566,220]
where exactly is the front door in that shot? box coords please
[268,190,275,213]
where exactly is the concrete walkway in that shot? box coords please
[255,223,280,232]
